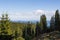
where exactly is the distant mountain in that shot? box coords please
[10,20,38,24]
[10,20,50,26]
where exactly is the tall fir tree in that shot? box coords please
[0,14,12,35]
[23,24,27,40]
[40,14,47,33]
[27,21,32,36]
[50,16,55,32]
[23,22,32,40]
[55,10,60,31]
[35,22,41,37]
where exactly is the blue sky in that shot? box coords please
[0,0,60,21]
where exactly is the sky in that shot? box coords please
[0,0,60,21]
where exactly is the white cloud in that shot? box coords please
[9,12,39,21]
[0,9,55,21]
[33,9,45,15]
[33,9,55,20]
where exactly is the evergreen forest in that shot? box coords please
[0,10,60,40]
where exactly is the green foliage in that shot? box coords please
[35,22,41,36]
[17,37,25,40]
[22,22,35,40]
[0,14,12,35]
[0,10,60,40]
[55,10,60,31]
[40,14,47,33]
[50,16,55,31]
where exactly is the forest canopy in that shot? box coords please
[0,10,60,40]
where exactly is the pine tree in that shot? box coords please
[0,14,12,35]
[13,23,23,40]
[40,14,47,33]
[15,30,18,40]
[23,21,33,40]
[35,22,41,37]
[55,10,60,31]
[27,21,32,40]
[27,22,31,35]
[23,25,27,40]
[50,16,55,32]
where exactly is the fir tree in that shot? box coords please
[1,14,12,35]
[55,10,60,31]
[40,14,47,33]
[50,16,55,32]
[35,22,41,37]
